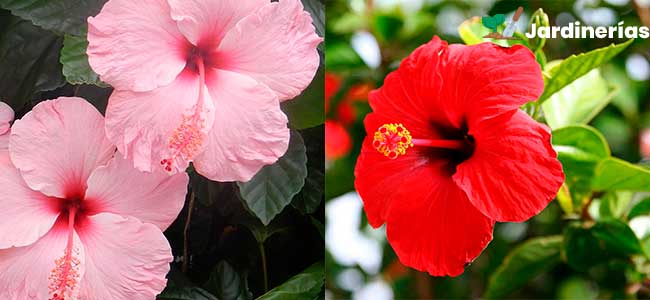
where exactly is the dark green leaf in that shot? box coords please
[629,198,650,219]
[0,17,65,112]
[484,236,563,299]
[256,262,324,300]
[240,217,289,244]
[310,216,324,240]
[238,130,308,225]
[539,39,632,103]
[60,32,107,87]
[593,158,650,191]
[204,261,253,300]
[372,13,403,42]
[282,67,324,129]
[564,224,606,271]
[0,0,106,35]
[542,69,616,130]
[158,287,220,300]
[592,219,643,256]
[291,166,323,214]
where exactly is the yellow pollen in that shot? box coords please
[372,123,413,159]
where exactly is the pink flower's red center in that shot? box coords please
[48,197,86,300]
[161,44,214,172]
[373,123,475,166]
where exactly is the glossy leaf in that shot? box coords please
[60,32,108,87]
[0,0,106,35]
[629,198,650,219]
[592,219,643,256]
[158,287,220,300]
[238,131,308,225]
[0,16,65,112]
[539,39,632,102]
[593,158,650,191]
[256,262,324,300]
[599,191,632,219]
[542,69,616,130]
[484,236,563,299]
[564,224,606,271]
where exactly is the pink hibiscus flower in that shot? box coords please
[0,101,13,148]
[87,0,322,181]
[0,98,188,299]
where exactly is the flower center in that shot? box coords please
[48,199,83,300]
[372,123,475,161]
[161,47,210,173]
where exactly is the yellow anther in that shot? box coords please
[372,123,413,159]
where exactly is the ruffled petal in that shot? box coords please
[441,43,544,127]
[105,70,214,173]
[9,97,115,198]
[167,0,267,46]
[0,219,85,300]
[193,69,289,182]
[453,110,564,222]
[78,213,172,300]
[84,155,188,231]
[384,162,494,276]
[0,101,13,135]
[0,152,60,249]
[87,0,190,92]
[216,0,322,101]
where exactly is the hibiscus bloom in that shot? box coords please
[325,120,352,161]
[354,37,564,276]
[0,101,12,148]
[0,98,188,299]
[87,0,322,181]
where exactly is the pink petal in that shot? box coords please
[77,213,172,300]
[0,101,13,135]
[105,70,214,173]
[216,0,322,101]
[0,151,60,249]
[167,0,267,46]
[453,111,565,222]
[0,132,8,150]
[87,0,190,92]
[9,97,115,199]
[84,155,189,231]
[193,69,289,182]
[0,219,85,300]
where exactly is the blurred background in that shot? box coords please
[324,0,650,299]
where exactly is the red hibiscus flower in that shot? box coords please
[354,37,564,276]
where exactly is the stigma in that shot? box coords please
[372,123,414,159]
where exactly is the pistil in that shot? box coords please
[373,123,469,159]
[48,206,81,300]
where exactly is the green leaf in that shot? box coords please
[60,32,108,87]
[204,261,253,300]
[238,131,308,225]
[158,287,220,300]
[539,39,632,103]
[0,0,106,35]
[628,198,650,219]
[240,217,289,244]
[484,236,563,299]
[0,16,65,112]
[282,67,325,129]
[256,262,324,300]
[458,17,490,45]
[292,166,323,214]
[593,158,650,191]
[598,191,633,219]
[556,183,574,214]
[542,69,616,130]
[564,224,606,271]
[552,125,610,205]
[310,216,324,240]
[592,219,643,256]
[372,13,403,42]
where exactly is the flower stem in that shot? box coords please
[259,241,269,292]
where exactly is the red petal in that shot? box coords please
[453,110,565,222]
[384,160,494,276]
[441,43,544,128]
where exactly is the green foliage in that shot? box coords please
[238,131,308,225]
[256,262,324,300]
[0,15,65,112]
[592,219,643,256]
[628,198,650,219]
[542,69,616,130]
[593,158,650,192]
[204,261,253,300]
[60,32,107,87]
[158,287,220,300]
[282,68,325,129]
[484,236,563,299]
[539,39,633,103]
[0,0,106,35]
